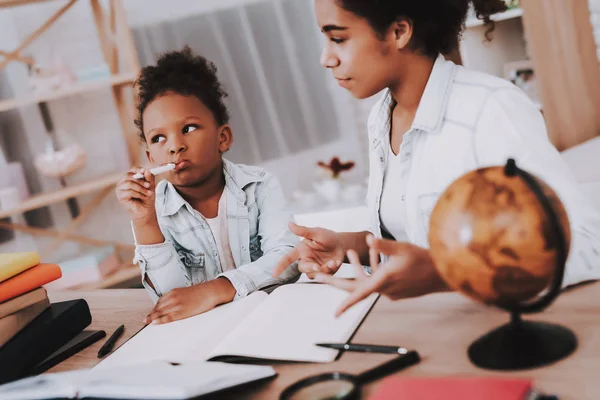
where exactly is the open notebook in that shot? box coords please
[0,361,275,400]
[97,281,377,368]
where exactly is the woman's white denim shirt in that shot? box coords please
[366,55,600,288]
[133,158,300,303]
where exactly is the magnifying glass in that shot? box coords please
[279,350,420,400]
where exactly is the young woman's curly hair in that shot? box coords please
[337,0,507,57]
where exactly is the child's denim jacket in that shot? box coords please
[133,158,300,303]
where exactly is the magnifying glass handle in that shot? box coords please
[356,350,421,385]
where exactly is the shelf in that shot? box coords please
[0,73,135,113]
[0,172,122,219]
[68,264,141,290]
[0,0,61,9]
[465,8,523,28]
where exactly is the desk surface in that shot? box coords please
[48,282,600,400]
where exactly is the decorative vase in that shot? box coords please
[314,178,342,203]
[34,132,87,179]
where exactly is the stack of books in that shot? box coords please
[0,252,61,347]
[0,252,93,384]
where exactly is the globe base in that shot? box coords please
[468,313,577,370]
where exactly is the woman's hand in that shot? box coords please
[115,167,157,223]
[315,236,450,316]
[145,278,236,325]
[273,222,346,279]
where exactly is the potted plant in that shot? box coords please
[313,157,355,203]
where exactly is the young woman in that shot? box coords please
[273,0,600,315]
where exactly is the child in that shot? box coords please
[116,47,299,324]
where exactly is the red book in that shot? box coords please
[0,264,62,303]
[370,377,542,400]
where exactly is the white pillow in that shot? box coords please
[294,206,370,233]
[580,181,600,211]
[561,137,600,183]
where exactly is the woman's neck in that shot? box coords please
[388,54,436,116]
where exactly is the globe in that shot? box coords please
[428,162,571,308]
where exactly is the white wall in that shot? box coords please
[119,0,268,26]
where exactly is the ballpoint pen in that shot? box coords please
[316,343,409,355]
[97,325,125,358]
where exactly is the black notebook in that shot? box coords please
[30,330,106,375]
[0,299,91,384]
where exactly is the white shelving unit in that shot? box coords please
[465,7,523,28]
[0,73,135,113]
[459,7,542,110]
[460,8,528,78]
[0,0,141,289]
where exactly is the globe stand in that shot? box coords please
[468,312,577,370]
[467,159,577,371]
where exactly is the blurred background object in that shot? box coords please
[0,0,598,290]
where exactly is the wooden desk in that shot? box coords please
[48,283,600,400]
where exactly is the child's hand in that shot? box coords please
[116,167,157,223]
[145,278,237,325]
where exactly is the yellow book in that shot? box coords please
[0,253,40,284]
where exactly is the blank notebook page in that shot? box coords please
[96,291,268,368]
[210,284,378,363]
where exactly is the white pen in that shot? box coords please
[132,163,175,179]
